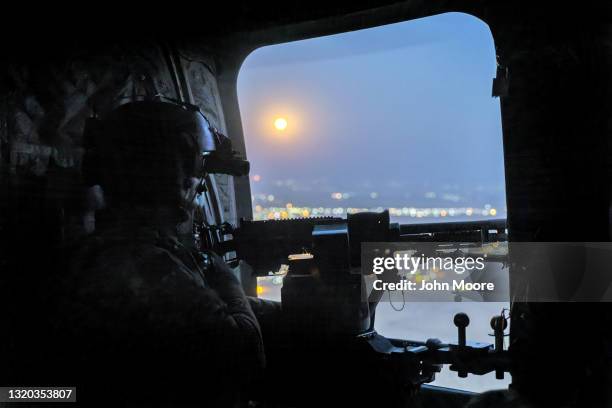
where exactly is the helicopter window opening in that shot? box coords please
[238,12,508,393]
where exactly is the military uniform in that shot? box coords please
[50,211,264,407]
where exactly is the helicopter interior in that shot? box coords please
[2,1,612,407]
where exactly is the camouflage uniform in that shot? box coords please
[50,212,265,407]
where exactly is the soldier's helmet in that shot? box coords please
[83,100,216,209]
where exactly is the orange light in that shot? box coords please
[274,118,288,131]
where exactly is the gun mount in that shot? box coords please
[358,309,511,388]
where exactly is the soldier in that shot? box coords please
[52,100,268,407]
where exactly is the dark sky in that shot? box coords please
[238,12,505,204]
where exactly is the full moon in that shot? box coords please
[274,117,288,131]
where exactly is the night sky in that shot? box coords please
[238,12,505,210]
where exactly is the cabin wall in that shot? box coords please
[175,42,237,223]
[0,41,234,257]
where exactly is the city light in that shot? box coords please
[251,203,506,221]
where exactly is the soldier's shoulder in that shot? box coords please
[73,230,208,288]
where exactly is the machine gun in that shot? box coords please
[200,210,511,389]
[222,211,506,275]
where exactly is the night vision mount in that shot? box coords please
[82,98,249,184]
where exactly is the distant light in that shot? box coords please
[256,285,265,295]
[331,192,342,200]
[286,203,293,209]
[301,209,310,217]
[489,208,497,216]
[253,174,261,182]
[267,194,275,202]
[274,117,288,131]
[370,192,379,199]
